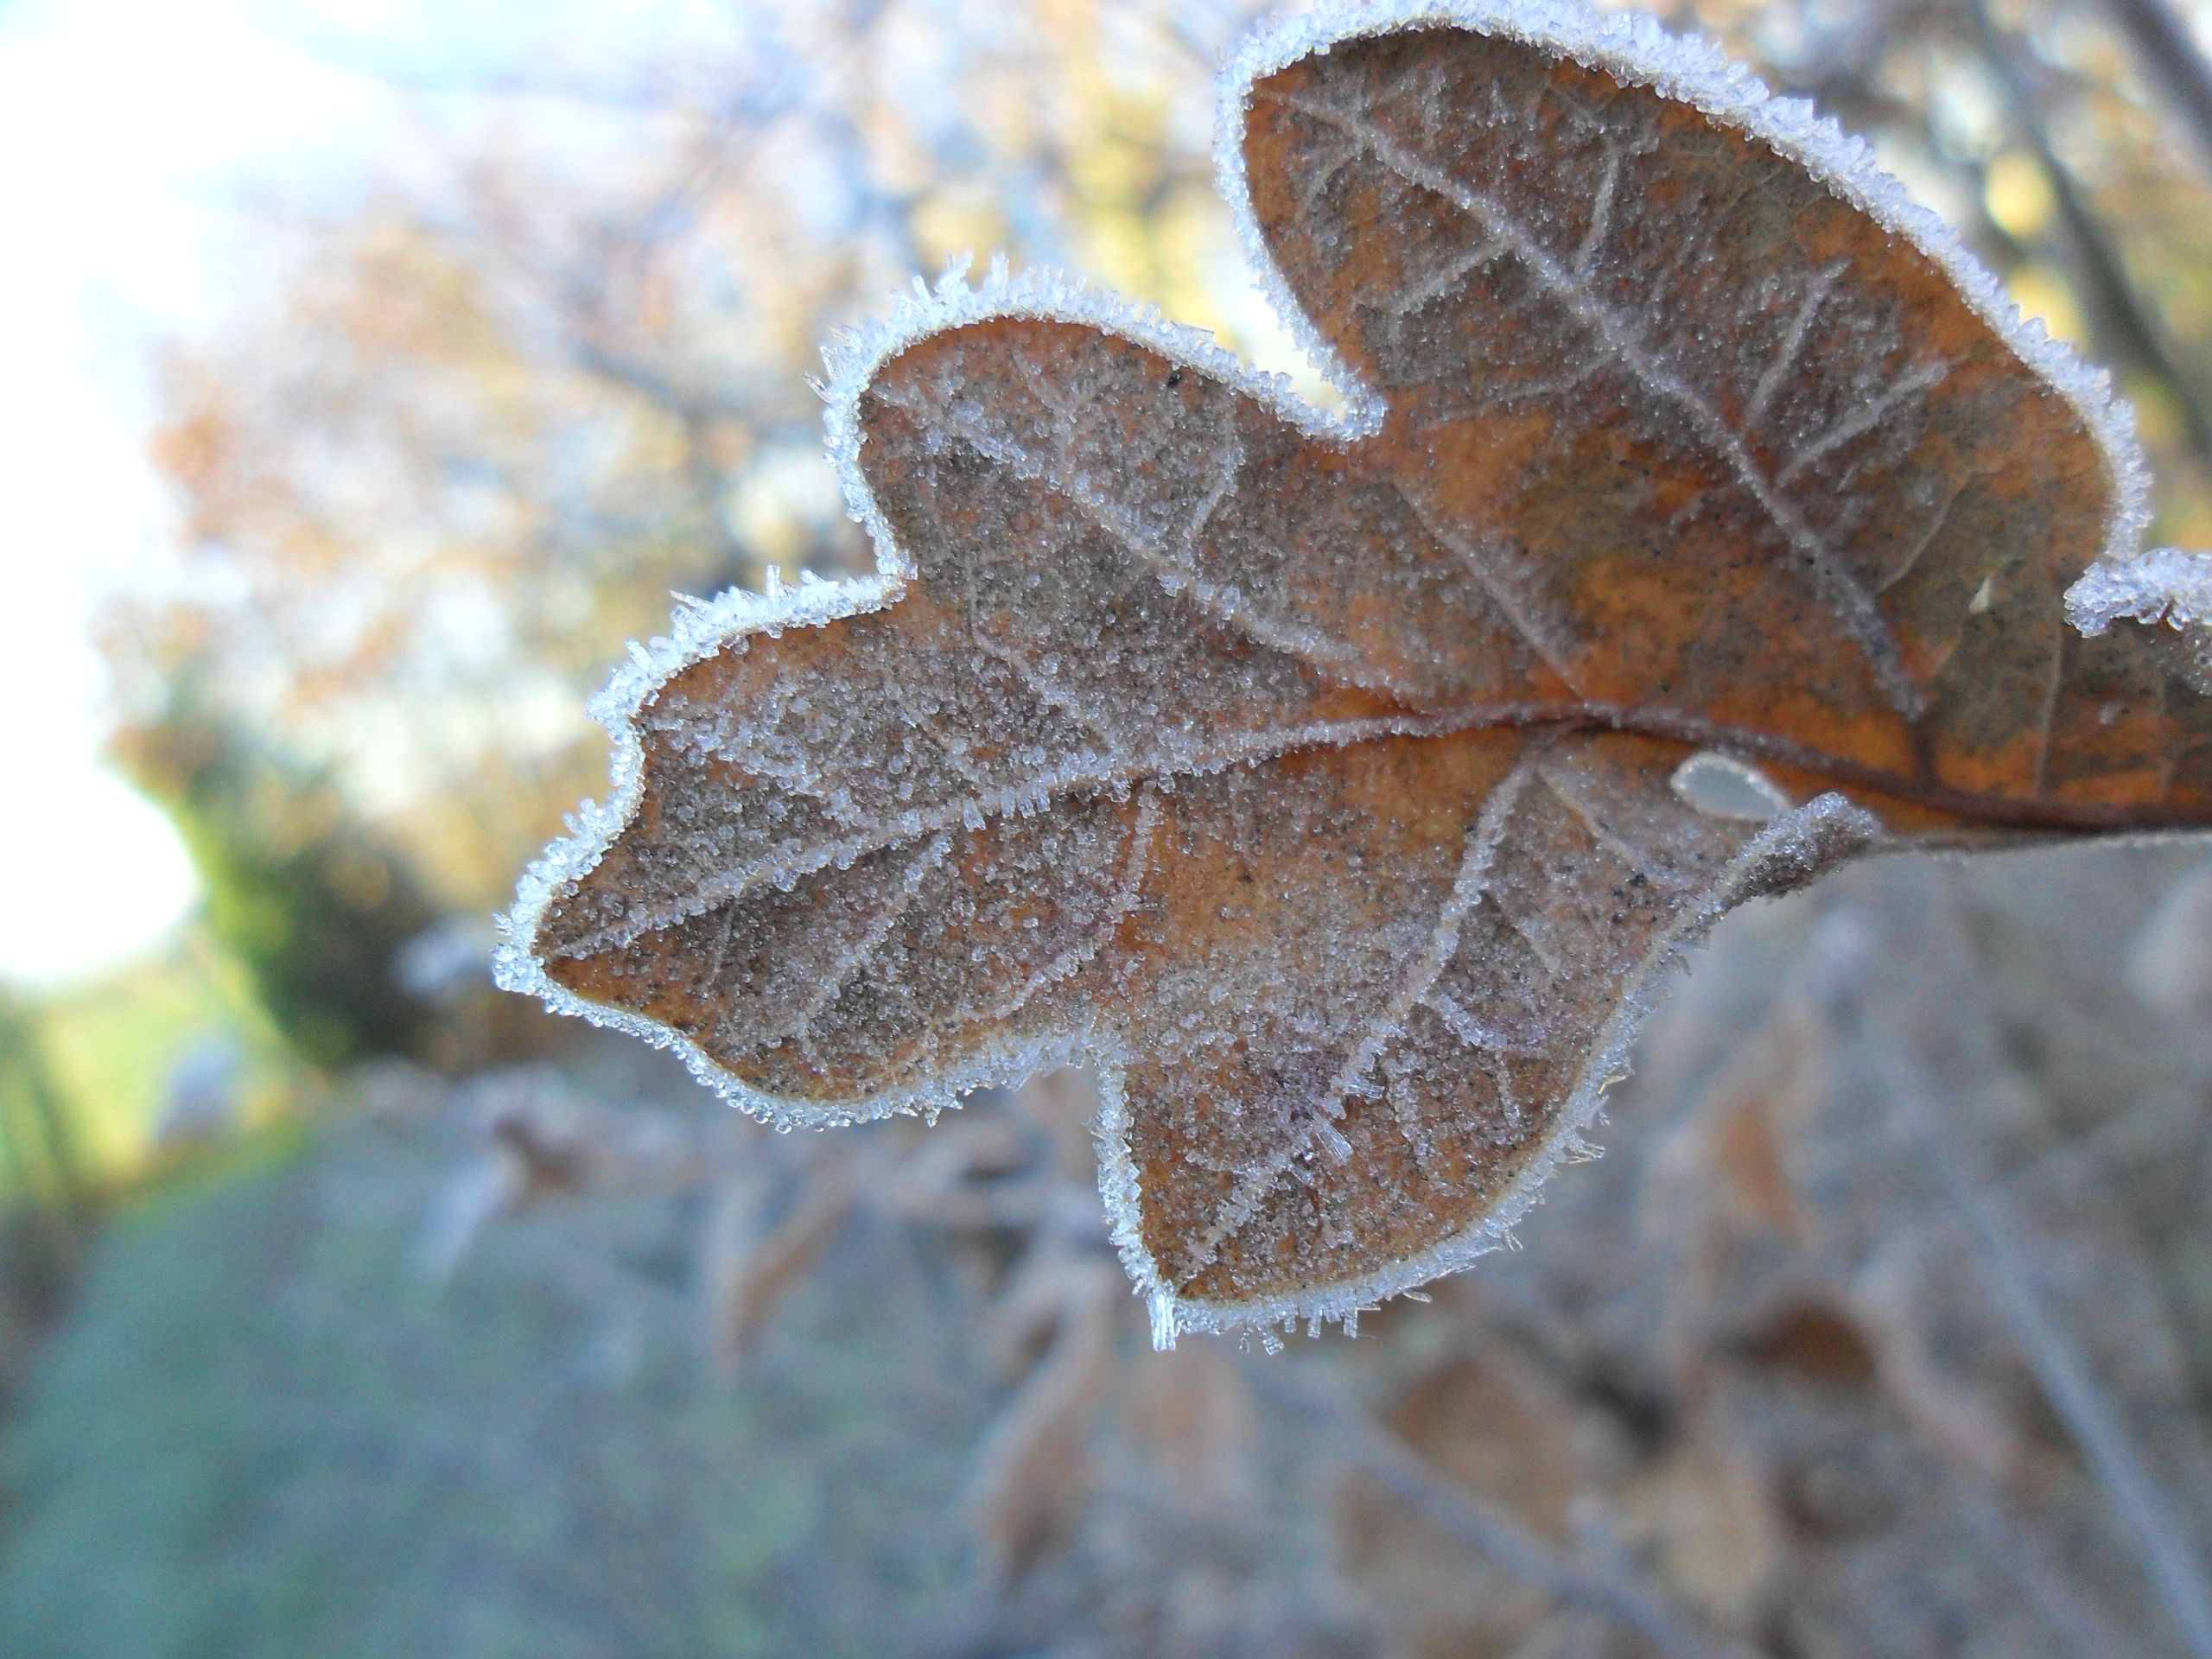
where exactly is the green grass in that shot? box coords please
[8,932,289,1191]
[0,1110,999,1659]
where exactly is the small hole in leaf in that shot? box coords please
[1671,752,1791,820]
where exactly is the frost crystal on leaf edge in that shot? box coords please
[495,0,2157,1344]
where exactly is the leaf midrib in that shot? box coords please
[554,693,2191,963]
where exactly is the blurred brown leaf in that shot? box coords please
[966,1259,1123,1585]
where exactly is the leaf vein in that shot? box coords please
[1173,758,1537,1287]
[1277,89,1930,721]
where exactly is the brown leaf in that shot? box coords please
[964,1262,1122,1584]
[701,1159,856,1374]
[499,6,2212,1343]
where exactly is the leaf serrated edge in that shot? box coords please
[1105,790,1881,1350]
[493,257,1388,1132]
[1217,0,2152,586]
[494,0,2156,1325]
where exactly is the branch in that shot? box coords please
[2096,0,2212,170]
[1968,0,2212,465]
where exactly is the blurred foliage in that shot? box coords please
[27,942,283,1182]
[0,1096,997,1659]
[0,1002,86,1414]
[0,1004,83,1217]
[113,685,442,1069]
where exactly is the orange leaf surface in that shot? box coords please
[498,1,2212,1344]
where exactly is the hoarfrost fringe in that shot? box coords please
[2068,545,2212,638]
[1111,791,1879,1349]
[497,0,2164,1338]
[1219,0,2152,579]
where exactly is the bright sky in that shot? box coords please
[0,3,318,985]
[0,0,702,987]
[0,0,772,988]
[0,0,411,986]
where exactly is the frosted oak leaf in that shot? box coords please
[498,0,2212,1346]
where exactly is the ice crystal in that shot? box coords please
[499,0,2212,1344]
